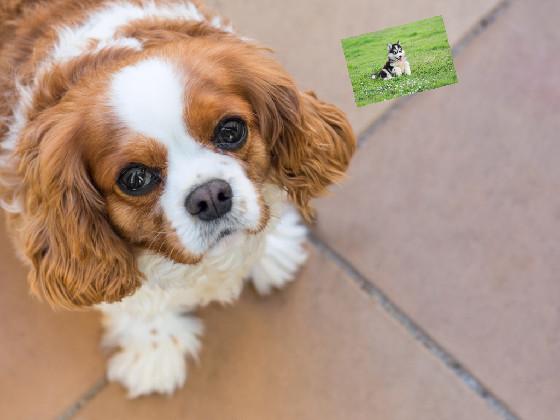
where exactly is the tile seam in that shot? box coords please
[56,376,108,420]
[309,233,522,420]
[356,0,514,148]
[312,2,523,418]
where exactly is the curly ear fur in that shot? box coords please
[236,49,356,220]
[16,110,141,309]
[269,90,355,220]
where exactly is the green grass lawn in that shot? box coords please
[342,16,458,106]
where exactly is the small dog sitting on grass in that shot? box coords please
[372,41,411,80]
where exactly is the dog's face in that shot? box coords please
[100,47,271,266]
[17,35,355,308]
[387,41,404,60]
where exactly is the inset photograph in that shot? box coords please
[342,16,458,106]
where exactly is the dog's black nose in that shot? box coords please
[185,179,233,221]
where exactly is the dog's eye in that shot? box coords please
[117,164,161,196]
[213,117,247,151]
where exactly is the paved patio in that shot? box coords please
[1,0,558,419]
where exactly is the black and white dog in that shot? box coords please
[372,41,411,80]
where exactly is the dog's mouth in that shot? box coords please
[193,196,268,255]
[217,228,234,241]
[208,227,237,249]
[204,227,244,256]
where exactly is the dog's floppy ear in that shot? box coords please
[237,50,356,220]
[16,109,142,309]
[269,90,356,220]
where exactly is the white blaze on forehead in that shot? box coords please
[110,58,188,144]
[52,1,204,63]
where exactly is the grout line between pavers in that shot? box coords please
[451,0,513,57]
[309,233,522,420]
[356,0,514,149]
[313,1,524,419]
[56,376,108,420]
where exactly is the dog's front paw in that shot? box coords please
[251,208,308,295]
[103,314,202,398]
[107,339,187,398]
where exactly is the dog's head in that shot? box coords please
[16,33,355,308]
[387,41,404,60]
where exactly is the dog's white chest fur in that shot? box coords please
[98,186,308,397]
[120,228,267,313]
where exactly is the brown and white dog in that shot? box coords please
[0,0,355,397]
